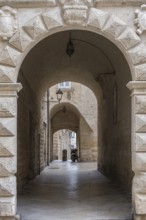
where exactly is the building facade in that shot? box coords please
[0,0,146,219]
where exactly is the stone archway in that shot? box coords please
[0,2,146,219]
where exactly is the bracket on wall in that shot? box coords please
[95,71,115,81]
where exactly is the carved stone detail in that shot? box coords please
[0,98,15,118]
[118,27,141,49]
[42,7,63,30]
[132,152,146,172]
[0,187,13,197]
[135,114,146,133]
[87,8,109,29]
[0,157,16,174]
[0,119,15,137]
[128,44,146,65]
[0,6,17,40]
[135,96,146,114]
[135,4,146,35]
[9,30,32,52]
[135,133,146,151]
[0,46,20,67]
[23,15,47,40]
[135,64,146,80]
[0,66,16,83]
[0,164,11,177]
[103,15,127,37]
[0,144,13,157]
[59,0,90,25]
[62,5,87,25]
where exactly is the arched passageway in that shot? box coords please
[16,29,132,218]
[0,4,146,219]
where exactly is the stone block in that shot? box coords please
[135,133,146,152]
[135,115,146,133]
[0,119,16,137]
[132,152,146,172]
[135,96,146,114]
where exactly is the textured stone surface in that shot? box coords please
[42,7,63,29]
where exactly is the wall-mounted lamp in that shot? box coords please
[56,89,63,102]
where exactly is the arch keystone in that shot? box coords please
[87,8,109,29]
[42,7,63,30]
[23,15,47,40]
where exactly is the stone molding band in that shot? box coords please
[0,0,146,8]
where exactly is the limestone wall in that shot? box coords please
[17,71,47,191]
[50,82,98,162]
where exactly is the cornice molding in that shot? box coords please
[0,0,146,8]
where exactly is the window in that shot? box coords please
[58,81,71,89]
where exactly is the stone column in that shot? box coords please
[0,83,21,219]
[127,81,146,220]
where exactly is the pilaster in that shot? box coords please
[0,83,22,219]
[127,81,146,220]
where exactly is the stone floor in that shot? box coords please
[17,161,132,220]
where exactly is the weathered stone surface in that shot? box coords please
[42,7,63,29]
[103,15,127,37]
[0,98,15,118]
[0,202,14,216]
[23,15,47,40]
[135,4,146,35]
[135,133,146,151]
[62,4,87,25]
[0,164,11,177]
[0,66,16,83]
[134,64,146,81]
[0,6,18,40]
[0,46,20,67]
[135,115,146,133]
[9,30,32,52]
[132,152,146,172]
[128,44,146,65]
[0,157,16,175]
[0,119,15,137]
[0,145,13,157]
[135,96,146,114]
[118,27,140,49]
[87,8,109,29]
[133,173,146,214]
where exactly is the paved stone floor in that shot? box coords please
[17,161,132,220]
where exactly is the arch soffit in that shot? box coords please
[50,102,81,120]
[0,5,145,83]
[50,102,80,133]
